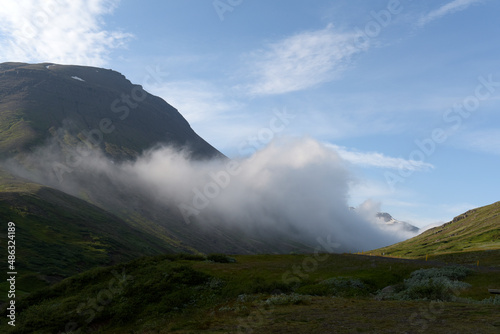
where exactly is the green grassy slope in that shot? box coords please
[372,201,500,258]
[1,253,498,333]
[0,169,176,302]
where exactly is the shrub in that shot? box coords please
[207,277,225,290]
[478,295,500,305]
[377,266,472,301]
[249,278,294,294]
[397,277,470,301]
[168,265,211,285]
[264,293,311,306]
[408,266,472,281]
[206,254,237,263]
[237,294,258,303]
[297,277,369,297]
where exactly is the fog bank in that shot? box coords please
[5,136,417,252]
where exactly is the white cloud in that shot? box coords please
[144,79,251,153]
[146,80,242,124]
[453,128,500,155]
[244,24,369,96]
[354,199,420,240]
[326,144,435,171]
[418,0,482,26]
[0,0,131,66]
[9,136,409,251]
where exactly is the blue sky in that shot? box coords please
[1,0,499,228]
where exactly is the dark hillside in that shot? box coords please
[0,62,221,160]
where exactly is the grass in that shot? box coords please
[372,201,500,258]
[0,110,37,154]
[1,252,499,333]
[426,249,500,267]
[0,174,175,302]
[211,298,500,334]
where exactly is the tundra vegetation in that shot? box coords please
[1,251,499,333]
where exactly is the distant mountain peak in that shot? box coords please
[376,212,393,222]
[349,207,420,235]
[375,212,420,233]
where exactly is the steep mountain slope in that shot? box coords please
[0,62,221,160]
[372,201,500,257]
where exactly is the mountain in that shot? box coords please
[0,62,221,160]
[372,201,500,257]
[348,207,420,235]
[1,62,499,332]
[0,162,312,303]
[0,62,316,265]
[375,212,420,234]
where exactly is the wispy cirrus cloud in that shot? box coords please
[244,24,369,96]
[327,144,435,171]
[0,0,131,66]
[146,80,242,124]
[145,79,250,152]
[418,0,483,27]
[454,128,500,155]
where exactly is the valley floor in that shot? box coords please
[2,251,499,333]
[161,297,500,334]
